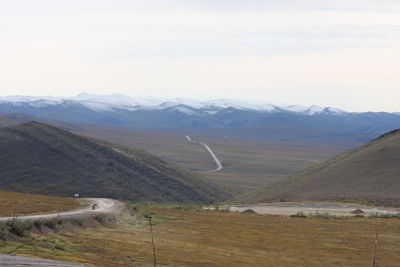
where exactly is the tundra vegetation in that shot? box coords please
[1,204,399,267]
[236,129,400,205]
[0,190,80,217]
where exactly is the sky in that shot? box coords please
[0,0,399,112]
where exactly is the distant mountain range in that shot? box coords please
[0,93,356,115]
[0,93,399,145]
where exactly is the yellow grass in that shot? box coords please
[0,190,80,217]
[4,206,400,266]
[79,128,343,193]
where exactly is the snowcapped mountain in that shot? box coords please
[282,105,345,115]
[0,93,399,142]
[0,93,346,115]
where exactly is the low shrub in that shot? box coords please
[5,218,33,237]
[368,213,400,219]
[0,216,89,240]
[94,213,116,224]
[33,218,63,230]
[291,212,306,218]
[0,227,9,240]
[290,212,337,219]
[310,212,337,219]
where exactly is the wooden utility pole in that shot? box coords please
[145,215,157,267]
[372,231,379,267]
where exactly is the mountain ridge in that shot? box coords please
[1,93,399,146]
[0,93,368,114]
[234,128,400,206]
[0,122,231,203]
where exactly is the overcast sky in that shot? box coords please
[0,0,399,112]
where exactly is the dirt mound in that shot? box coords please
[351,209,365,215]
[242,209,256,214]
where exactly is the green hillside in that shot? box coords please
[0,122,231,203]
[236,129,400,206]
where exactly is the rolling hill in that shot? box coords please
[0,190,79,217]
[0,122,231,203]
[236,128,400,206]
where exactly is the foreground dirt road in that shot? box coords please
[0,198,124,266]
[0,254,91,267]
[0,198,124,222]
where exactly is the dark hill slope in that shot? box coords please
[236,129,400,206]
[0,122,230,203]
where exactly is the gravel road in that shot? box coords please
[0,254,91,267]
[221,202,400,216]
[0,198,124,222]
[0,198,124,266]
[186,135,223,172]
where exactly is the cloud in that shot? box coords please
[0,0,399,111]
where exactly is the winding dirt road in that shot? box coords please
[0,198,124,222]
[186,135,222,172]
[0,198,124,266]
[0,254,91,267]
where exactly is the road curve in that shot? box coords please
[0,198,123,266]
[0,198,124,222]
[186,135,223,172]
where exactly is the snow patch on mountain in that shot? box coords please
[167,105,201,116]
[0,93,348,115]
[282,105,345,115]
[0,95,62,103]
[202,99,279,112]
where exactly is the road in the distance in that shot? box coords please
[0,198,124,222]
[186,135,223,172]
[220,202,400,216]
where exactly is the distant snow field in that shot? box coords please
[0,93,350,115]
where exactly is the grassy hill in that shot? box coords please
[0,122,231,203]
[236,129,400,206]
[3,205,400,266]
[0,190,80,217]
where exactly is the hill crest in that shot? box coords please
[235,128,400,206]
[0,122,230,203]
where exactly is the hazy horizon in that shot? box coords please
[1,0,399,112]
[1,91,399,113]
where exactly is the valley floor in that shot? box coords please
[224,202,400,217]
[2,205,399,266]
[79,128,344,193]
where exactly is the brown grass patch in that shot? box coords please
[4,206,399,266]
[0,190,80,217]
